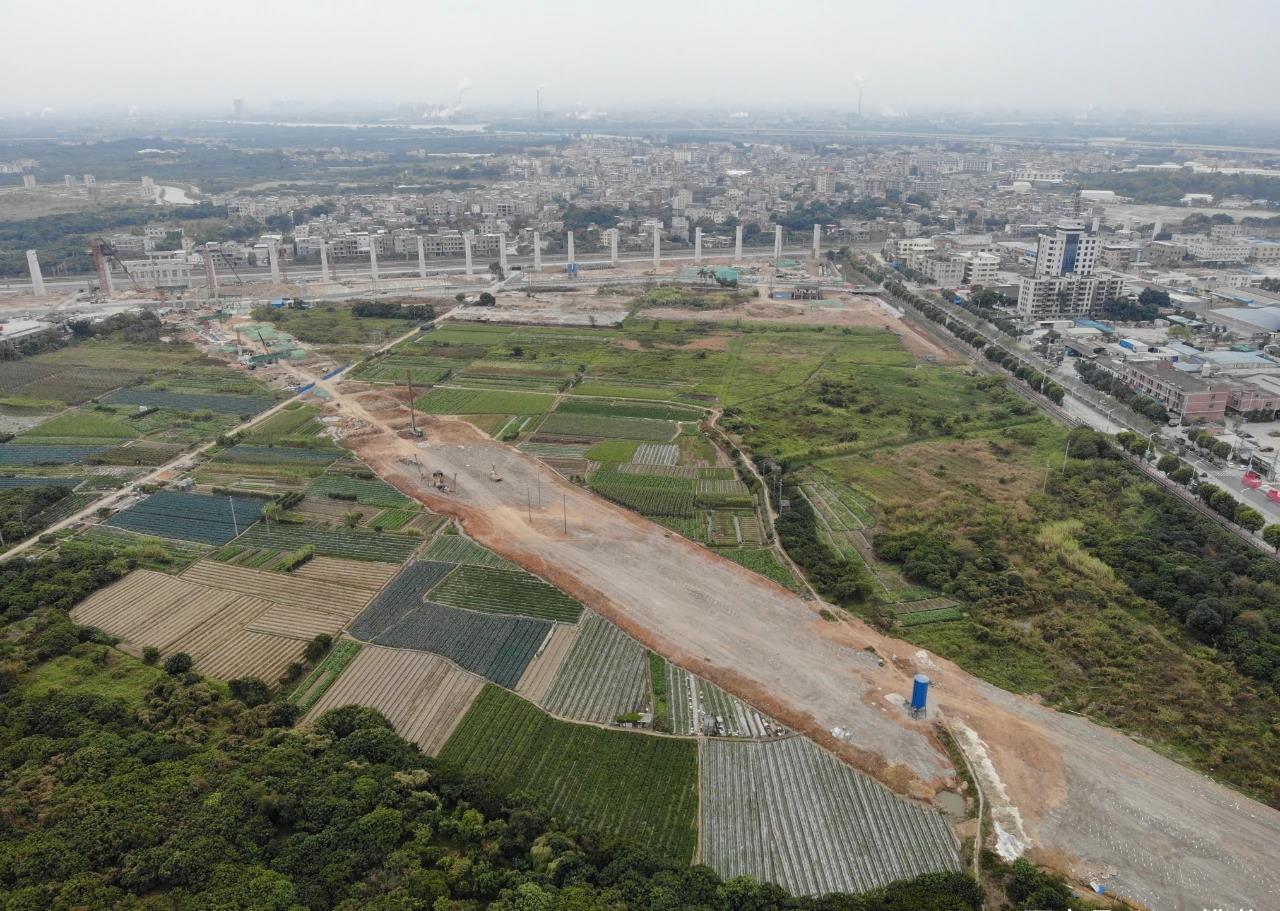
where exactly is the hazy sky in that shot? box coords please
[5,0,1279,117]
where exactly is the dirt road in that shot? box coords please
[309,371,1280,911]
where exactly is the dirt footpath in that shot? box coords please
[312,374,1280,911]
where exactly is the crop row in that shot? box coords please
[667,666,783,737]
[543,612,648,723]
[632,443,680,465]
[306,474,413,507]
[588,467,696,517]
[290,640,364,713]
[714,547,801,591]
[423,534,522,571]
[220,444,341,464]
[519,441,592,460]
[367,508,415,530]
[897,606,965,626]
[557,398,703,422]
[304,644,484,755]
[105,388,275,416]
[427,564,583,623]
[538,412,678,442]
[107,490,266,544]
[416,387,555,415]
[350,560,458,639]
[700,736,961,896]
[452,373,567,392]
[0,444,113,465]
[439,685,699,861]
[369,598,552,689]
[0,476,82,488]
[231,523,419,562]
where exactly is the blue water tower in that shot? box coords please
[911,674,930,713]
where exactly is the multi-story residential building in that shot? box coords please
[960,252,999,285]
[1018,222,1122,320]
[1017,273,1126,320]
[1034,223,1100,277]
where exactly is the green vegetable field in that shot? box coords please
[440,686,699,860]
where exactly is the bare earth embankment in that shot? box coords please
[310,373,1280,911]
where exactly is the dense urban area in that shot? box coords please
[1,96,1279,911]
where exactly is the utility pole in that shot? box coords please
[562,493,567,535]
[229,495,239,538]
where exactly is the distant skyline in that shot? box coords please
[4,0,1279,117]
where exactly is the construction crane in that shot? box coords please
[405,369,423,438]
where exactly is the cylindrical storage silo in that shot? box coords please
[911,673,930,712]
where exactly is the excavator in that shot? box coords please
[490,464,503,483]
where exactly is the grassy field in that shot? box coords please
[439,685,699,860]
[253,305,420,347]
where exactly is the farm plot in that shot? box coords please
[290,639,363,713]
[367,508,415,530]
[0,476,82,489]
[0,444,112,465]
[106,490,265,544]
[371,599,552,689]
[515,624,577,703]
[242,405,327,445]
[557,398,704,422]
[230,523,420,562]
[667,666,785,738]
[415,387,554,415]
[104,388,274,415]
[714,547,802,591]
[182,560,372,625]
[618,462,699,479]
[452,372,568,393]
[700,737,960,896]
[543,612,647,723]
[306,474,414,507]
[218,445,341,465]
[426,564,583,623]
[351,357,454,386]
[69,569,303,682]
[31,491,97,526]
[440,685,699,860]
[304,644,484,755]
[519,441,592,460]
[588,467,696,517]
[633,443,679,465]
[20,410,136,440]
[348,561,459,640]
[538,412,678,442]
[423,534,521,571]
[292,556,398,592]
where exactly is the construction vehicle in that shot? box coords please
[431,470,447,491]
[490,464,503,482]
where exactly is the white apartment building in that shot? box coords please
[1018,222,1122,320]
[961,252,999,285]
[1012,167,1065,183]
[1034,223,1100,277]
[1016,273,1125,320]
[1174,234,1250,263]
